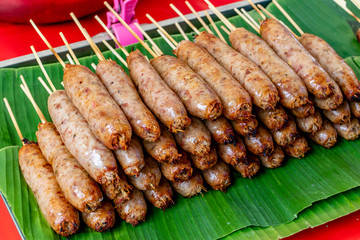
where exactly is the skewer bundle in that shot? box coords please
[4,0,360,237]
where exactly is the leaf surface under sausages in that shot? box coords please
[2,0,360,239]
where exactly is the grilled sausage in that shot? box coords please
[114,189,147,226]
[36,122,103,213]
[231,116,258,136]
[283,136,310,158]
[127,50,190,132]
[142,123,180,163]
[290,102,315,118]
[322,101,351,124]
[300,33,360,101]
[174,116,211,156]
[170,171,205,197]
[217,135,247,166]
[102,168,132,204]
[202,161,231,191]
[256,105,288,131]
[260,19,338,100]
[190,146,218,170]
[229,27,308,109]
[160,149,193,181]
[204,116,235,144]
[144,177,174,210]
[114,135,145,177]
[312,85,343,110]
[295,109,323,133]
[128,155,161,190]
[196,31,279,110]
[333,117,360,140]
[258,144,284,168]
[271,115,298,146]
[350,101,360,118]
[63,64,131,150]
[48,90,125,200]
[232,153,261,178]
[81,200,115,232]
[18,141,79,237]
[96,60,160,142]
[243,124,274,156]
[175,40,252,120]
[309,119,337,148]
[151,55,223,120]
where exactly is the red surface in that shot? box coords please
[1,0,360,239]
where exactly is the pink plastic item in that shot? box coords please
[106,0,143,47]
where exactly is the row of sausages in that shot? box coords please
[18,14,360,237]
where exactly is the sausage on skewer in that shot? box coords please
[151,55,223,120]
[202,161,231,191]
[128,155,161,190]
[81,200,115,232]
[161,149,193,181]
[271,115,298,146]
[295,109,323,133]
[115,189,147,226]
[48,90,128,200]
[195,31,279,110]
[171,171,205,197]
[127,49,191,132]
[175,40,252,120]
[232,152,261,178]
[19,140,80,237]
[259,144,284,168]
[231,116,258,136]
[204,116,236,144]
[174,116,211,156]
[322,101,351,124]
[190,146,218,170]
[243,124,274,156]
[63,64,131,150]
[309,119,337,148]
[36,122,103,212]
[96,60,160,142]
[256,105,288,131]
[283,136,310,159]
[217,135,247,166]
[144,177,174,210]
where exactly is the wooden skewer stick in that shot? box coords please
[204,10,226,42]
[134,22,164,55]
[152,45,162,56]
[102,40,128,67]
[103,2,158,57]
[220,25,231,35]
[352,0,360,10]
[273,0,304,35]
[185,1,213,34]
[204,0,236,32]
[94,15,129,56]
[59,32,80,65]
[91,63,97,70]
[246,0,266,20]
[70,12,105,61]
[234,8,260,33]
[66,53,75,65]
[3,98,24,144]
[30,20,66,68]
[241,8,260,29]
[175,22,189,40]
[157,29,176,50]
[30,45,57,92]
[19,76,46,123]
[334,0,360,23]
[170,3,200,34]
[145,13,179,46]
[38,77,53,95]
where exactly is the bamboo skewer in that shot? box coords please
[204,0,236,31]
[104,1,158,58]
[273,0,304,35]
[30,45,57,92]
[246,0,266,20]
[3,98,24,144]
[134,22,164,55]
[205,11,226,42]
[257,4,277,20]
[185,1,213,34]
[352,0,360,10]
[70,12,105,61]
[66,53,75,65]
[220,25,231,35]
[175,22,190,40]
[59,32,81,65]
[91,63,97,70]
[19,76,46,123]
[94,15,129,56]
[234,8,260,33]
[170,3,200,34]
[241,8,260,29]
[157,29,176,49]
[102,40,128,66]
[38,77,53,95]
[30,20,66,68]
[145,13,179,46]
[334,0,360,22]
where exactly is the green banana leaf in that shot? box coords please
[2,0,360,239]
